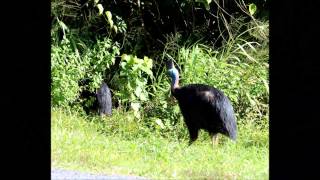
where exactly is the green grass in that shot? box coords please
[52,108,269,179]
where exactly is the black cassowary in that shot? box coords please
[167,60,237,146]
[96,82,112,116]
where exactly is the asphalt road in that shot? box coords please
[51,168,149,180]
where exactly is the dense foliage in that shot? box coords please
[51,0,269,135]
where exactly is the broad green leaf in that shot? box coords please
[162,102,167,109]
[105,11,114,27]
[115,49,120,56]
[155,119,165,129]
[113,25,118,33]
[135,79,144,86]
[127,55,135,65]
[249,3,257,16]
[131,102,140,112]
[139,92,148,101]
[105,11,112,21]
[97,4,104,15]
[143,56,153,68]
[133,56,142,64]
[109,20,114,28]
[135,86,142,97]
[121,54,129,61]
[126,82,133,90]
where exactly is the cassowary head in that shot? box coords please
[166,60,180,90]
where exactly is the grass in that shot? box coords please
[51,107,269,180]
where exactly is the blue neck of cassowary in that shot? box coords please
[168,67,180,91]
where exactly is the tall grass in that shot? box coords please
[144,18,269,135]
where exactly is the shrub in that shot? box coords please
[51,30,120,107]
[111,54,154,118]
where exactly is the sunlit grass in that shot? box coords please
[52,108,268,179]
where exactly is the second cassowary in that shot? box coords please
[167,60,237,146]
[96,82,112,116]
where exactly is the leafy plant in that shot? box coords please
[113,54,154,118]
[51,37,85,106]
[51,0,268,138]
[82,37,120,92]
[51,27,120,107]
[93,0,127,34]
[249,3,257,16]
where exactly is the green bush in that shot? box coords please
[51,38,85,106]
[51,32,120,107]
[51,0,269,143]
[111,54,154,118]
[82,37,120,92]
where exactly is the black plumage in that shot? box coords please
[96,82,112,116]
[167,60,237,145]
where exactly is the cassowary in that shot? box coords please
[167,60,237,146]
[96,82,112,116]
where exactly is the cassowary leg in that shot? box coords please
[211,133,219,146]
[188,128,199,146]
